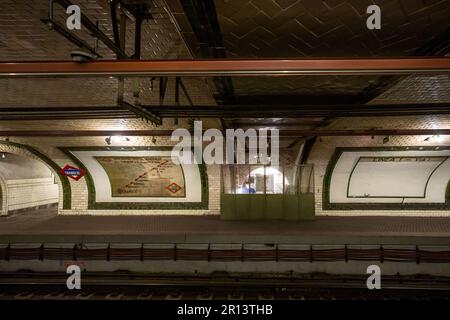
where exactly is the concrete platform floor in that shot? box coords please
[1,207,450,244]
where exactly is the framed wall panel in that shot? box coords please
[60,147,208,210]
[323,147,450,210]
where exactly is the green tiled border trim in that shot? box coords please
[0,141,71,209]
[0,178,3,212]
[323,146,450,210]
[59,146,209,210]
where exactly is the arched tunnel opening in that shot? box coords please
[0,152,59,216]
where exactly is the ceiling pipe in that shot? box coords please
[1,58,450,78]
[1,103,450,120]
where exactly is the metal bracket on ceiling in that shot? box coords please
[41,17,101,58]
[299,137,317,163]
[53,0,128,59]
[174,76,195,123]
[111,0,153,59]
[121,101,162,126]
[110,0,121,49]
[110,1,156,124]
[159,77,168,106]
[178,78,194,106]
[42,0,101,58]
[131,4,148,59]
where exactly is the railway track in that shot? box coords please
[1,272,450,300]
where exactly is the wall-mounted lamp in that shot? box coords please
[105,136,130,145]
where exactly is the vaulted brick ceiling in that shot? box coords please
[167,0,450,104]
[0,0,190,60]
[0,0,217,107]
[1,0,450,115]
[216,0,449,58]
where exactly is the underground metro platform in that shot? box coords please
[0,0,450,304]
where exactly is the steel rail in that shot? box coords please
[1,272,450,291]
[1,57,450,77]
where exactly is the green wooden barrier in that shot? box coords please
[221,193,315,221]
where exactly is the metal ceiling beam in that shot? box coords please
[110,0,121,48]
[1,103,450,120]
[146,103,450,118]
[127,3,151,59]
[0,106,135,120]
[0,129,448,137]
[179,0,235,104]
[1,58,449,78]
[229,121,328,127]
[233,94,366,105]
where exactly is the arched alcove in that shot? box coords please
[0,152,60,215]
[0,141,71,214]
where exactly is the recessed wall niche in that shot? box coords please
[60,147,208,210]
[323,147,450,210]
